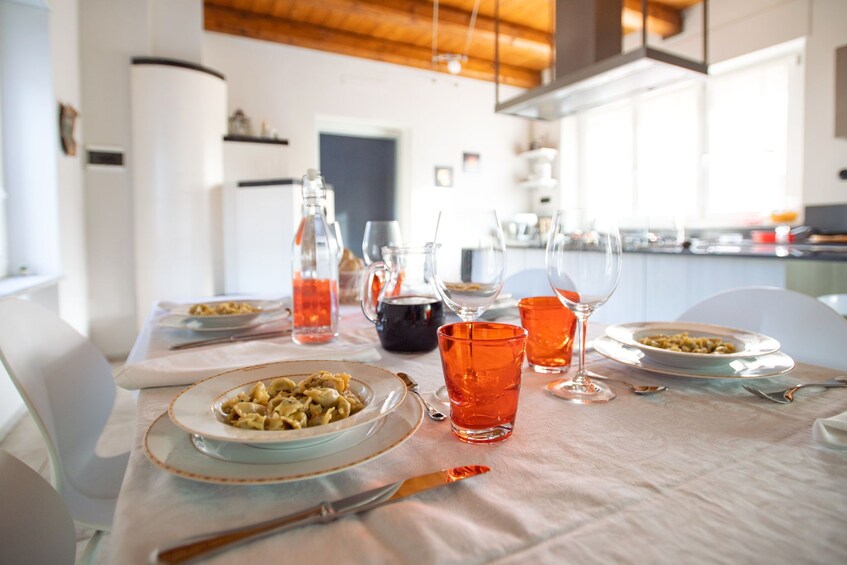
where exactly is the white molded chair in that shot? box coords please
[504,268,555,298]
[677,287,847,371]
[818,293,847,317]
[0,449,76,564]
[0,298,130,531]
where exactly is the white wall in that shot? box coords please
[202,32,531,244]
[79,0,149,356]
[803,0,847,205]
[49,0,88,333]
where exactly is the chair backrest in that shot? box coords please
[504,268,556,298]
[677,287,847,371]
[818,293,847,317]
[0,298,116,490]
[0,449,76,564]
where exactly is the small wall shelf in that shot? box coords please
[223,135,289,145]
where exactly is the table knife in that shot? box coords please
[152,465,490,564]
[168,329,292,351]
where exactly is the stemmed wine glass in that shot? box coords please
[362,221,402,265]
[432,209,506,402]
[545,209,622,404]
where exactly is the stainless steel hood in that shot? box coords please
[495,0,708,121]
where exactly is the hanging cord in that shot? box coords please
[462,0,482,62]
[432,0,440,66]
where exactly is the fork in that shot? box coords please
[743,376,847,404]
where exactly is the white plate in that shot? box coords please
[593,335,794,379]
[145,396,422,484]
[158,305,290,332]
[190,417,383,464]
[169,360,406,449]
[161,300,288,330]
[605,321,780,368]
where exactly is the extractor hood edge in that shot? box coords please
[496,46,709,121]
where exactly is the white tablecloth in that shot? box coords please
[108,305,847,564]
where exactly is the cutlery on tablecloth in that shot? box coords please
[397,372,447,421]
[152,465,490,564]
[743,376,847,404]
[586,371,668,395]
[168,329,292,351]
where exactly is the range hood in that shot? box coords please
[496,0,708,121]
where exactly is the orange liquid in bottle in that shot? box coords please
[292,275,338,344]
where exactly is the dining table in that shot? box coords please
[108,301,847,564]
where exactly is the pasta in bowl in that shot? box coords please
[167,299,287,329]
[169,360,406,450]
[605,321,780,369]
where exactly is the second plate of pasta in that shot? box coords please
[169,360,406,449]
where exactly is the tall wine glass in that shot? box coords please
[432,209,506,402]
[362,221,402,265]
[545,209,622,404]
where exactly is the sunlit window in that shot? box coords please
[575,43,802,228]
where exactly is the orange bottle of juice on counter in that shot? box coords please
[291,169,338,344]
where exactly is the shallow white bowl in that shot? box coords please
[167,299,285,329]
[604,321,780,369]
[169,360,406,449]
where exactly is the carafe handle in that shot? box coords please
[361,261,386,323]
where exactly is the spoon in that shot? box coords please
[586,371,668,395]
[397,373,447,421]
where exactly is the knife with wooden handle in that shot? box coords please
[152,465,490,564]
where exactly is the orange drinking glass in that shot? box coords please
[518,296,577,374]
[437,322,527,444]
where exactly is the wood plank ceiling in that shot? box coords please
[204,0,700,89]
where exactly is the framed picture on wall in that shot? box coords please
[435,166,453,187]
[463,152,480,174]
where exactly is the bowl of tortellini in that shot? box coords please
[169,360,407,449]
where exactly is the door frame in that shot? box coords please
[315,116,409,241]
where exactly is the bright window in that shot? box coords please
[574,43,803,229]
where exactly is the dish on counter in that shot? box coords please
[593,335,794,379]
[479,294,519,320]
[162,299,287,329]
[145,394,422,484]
[604,322,780,369]
[169,360,406,449]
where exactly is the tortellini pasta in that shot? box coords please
[189,301,260,316]
[219,371,365,431]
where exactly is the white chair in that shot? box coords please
[0,298,130,531]
[503,268,555,298]
[818,293,847,317]
[677,287,847,371]
[0,449,76,564]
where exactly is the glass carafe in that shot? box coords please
[361,243,444,352]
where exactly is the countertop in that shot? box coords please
[506,240,847,261]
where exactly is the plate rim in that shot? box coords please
[593,335,794,379]
[168,359,407,445]
[605,321,781,364]
[144,396,423,484]
[159,301,290,331]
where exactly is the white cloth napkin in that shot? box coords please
[114,341,382,390]
[812,410,847,449]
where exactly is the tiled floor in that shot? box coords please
[1,362,136,564]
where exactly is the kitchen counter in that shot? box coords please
[506,241,847,261]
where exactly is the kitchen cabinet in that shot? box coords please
[506,247,786,323]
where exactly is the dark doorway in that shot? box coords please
[319,133,397,259]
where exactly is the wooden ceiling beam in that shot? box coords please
[622,0,683,39]
[206,0,553,59]
[204,4,542,88]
